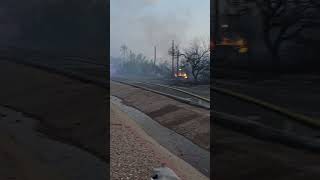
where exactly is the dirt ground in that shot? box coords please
[110,103,208,180]
[0,60,108,179]
[215,75,320,118]
[214,124,320,180]
[0,60,108,160]
[0,105,107,180]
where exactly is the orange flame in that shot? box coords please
[175,72,188,79]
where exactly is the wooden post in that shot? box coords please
[176,48,180,75]
[154,46,157,66]
[172,40,175,78]
[154,46,157,73]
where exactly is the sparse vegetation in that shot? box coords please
[112,39,210,84]
[111,45,172,78]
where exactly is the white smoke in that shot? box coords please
[110,0,201,60]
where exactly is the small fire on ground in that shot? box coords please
[175,69,188,79]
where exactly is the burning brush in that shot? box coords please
[175,68,188,79]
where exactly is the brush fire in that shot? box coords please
[217,37,248,53]
[175,69,188,79]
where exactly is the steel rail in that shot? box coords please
[132,81,210,102]
[112,79,210,110]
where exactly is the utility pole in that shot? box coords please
[171,40,175,78]
[176,48,180,74]
[154,46,157,66]
[129,50,133,61]
[154,46,157,73]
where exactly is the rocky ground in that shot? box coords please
[110,104,161,179]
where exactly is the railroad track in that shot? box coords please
[1,50,320,151]
[111,78,210,109]
[112,78,320,152]
[112,78,319,130]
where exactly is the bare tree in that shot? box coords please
[181,40,210,82]
[256,0,320,66]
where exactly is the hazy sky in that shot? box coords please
[110,0,210,61]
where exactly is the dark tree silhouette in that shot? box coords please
[181,40,210,82]
[256,0,320,66]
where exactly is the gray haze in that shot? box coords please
[110,0,210,61]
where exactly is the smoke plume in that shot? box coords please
[111,0,199,61]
